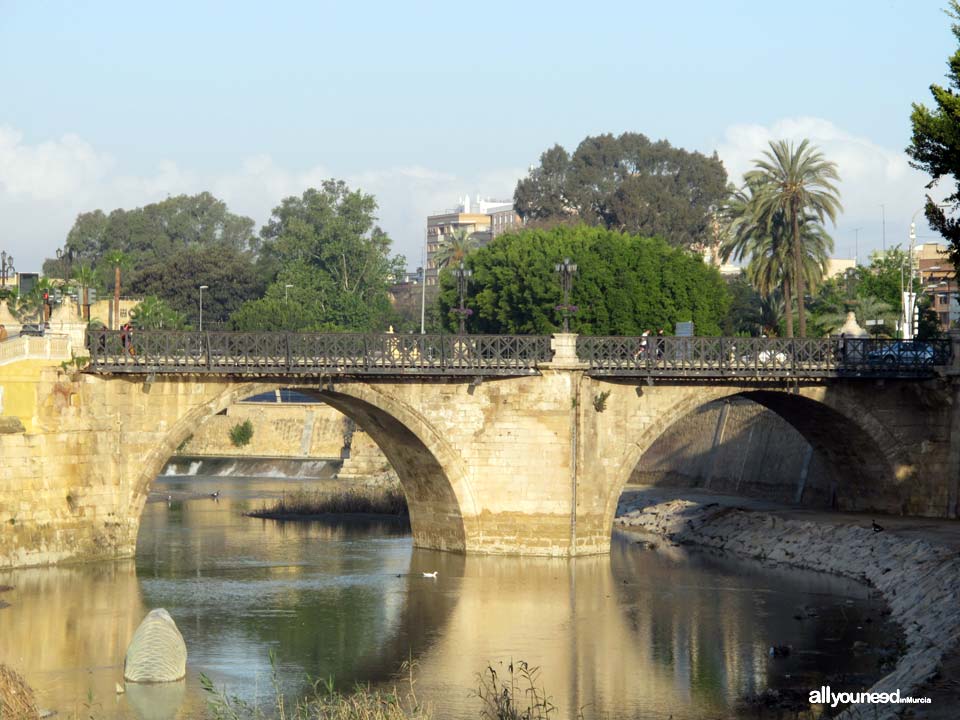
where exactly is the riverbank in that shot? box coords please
[616,487,960,720]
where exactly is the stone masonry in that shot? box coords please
[1,332,960,568]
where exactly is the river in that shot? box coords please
[0,464,898,719]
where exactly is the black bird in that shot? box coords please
[872,520,884,533]
[210,491,221,500]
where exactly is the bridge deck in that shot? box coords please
[83,331,952,380]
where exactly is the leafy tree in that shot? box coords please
[130,245,265,328]
[434,228,481,270]
[46,194,264,320]
[514,132,729,248]
[130,296,187,330]
[907,1,960,275]
[231,182,402,331]
[744,140,842,338]
[721,276,764,336]
[438,225,730,335]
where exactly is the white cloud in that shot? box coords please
[715,117,945,260]
[0,126,523,272]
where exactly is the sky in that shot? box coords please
[0,0,956,272]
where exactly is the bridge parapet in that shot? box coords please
[83,330,952,380]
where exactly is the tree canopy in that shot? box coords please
[44,192,264,327]
[230,181,405,331]
[514,132,729,249]
[438,225,731,335]
[908,0,960,275]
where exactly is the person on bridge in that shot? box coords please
[656,329,665,360]
[0,324,7,342]
[121,323,135,356]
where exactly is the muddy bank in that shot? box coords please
[616,495,960,720]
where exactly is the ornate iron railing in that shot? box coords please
[577,336,952,378]
[86,331,552,376]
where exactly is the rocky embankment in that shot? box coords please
[616,496,960,720]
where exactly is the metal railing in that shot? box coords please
[85,331,952,379]
[577,336,952,378]
[86,331,552,376]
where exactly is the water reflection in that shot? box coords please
[0,475,894,720]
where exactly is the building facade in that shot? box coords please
[914,242,959,331]
[424,196,521,286]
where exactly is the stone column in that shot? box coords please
[544,333,587,370]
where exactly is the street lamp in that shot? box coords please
[453,261,472,335]
[199,285,209,332]
[555,257,578,333]
[0,251,13,288]
[55,247,73,286]
[284,284,293,303]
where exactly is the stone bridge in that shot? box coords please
[1,331,959,568]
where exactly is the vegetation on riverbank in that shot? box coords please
[202,656,563,720]
[246,487,408,519]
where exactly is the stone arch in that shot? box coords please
[127,379,477,554]
[602,383,908,536]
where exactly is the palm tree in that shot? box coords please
[434,228,481,270]
[102,250,128,329]
[130,296,186,330]
[745,139,842,337]
[71,263,97,320]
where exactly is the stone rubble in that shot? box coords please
[615,496,960,720]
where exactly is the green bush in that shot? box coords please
[229,419,254,447]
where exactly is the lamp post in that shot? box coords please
[55,247,73,286]
[284,284,293,303]
[555,257,578,333]
[453,261,472,334]
[0,251,13,288]
[199,285,209,332]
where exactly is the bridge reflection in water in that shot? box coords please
[86,330,951,379]
[0,477,895,720]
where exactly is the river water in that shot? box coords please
[0,466,897,720]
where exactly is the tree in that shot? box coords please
[102,250,128,329]
[745,140,842,337]
[434,228,481,270]
[71,263,97,320]
[231,182,402,331]
[130,296,187,330]
[908,1,960,275]
[514,132,729,248]
[438,225,731,335]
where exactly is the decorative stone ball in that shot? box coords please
[123,609,187,683]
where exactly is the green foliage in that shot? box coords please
[229,419,254,448]
[130,295,188,330]
[438,225,730,335]
[435,228,482,270]
[592,391,611,413]
[908,1,960,275]
[47,193,264,326]
[736,139,841,337]
[231,182,402,332]
[515,133,729,248]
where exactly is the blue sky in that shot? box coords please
[0,0,954,270]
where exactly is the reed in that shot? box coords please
[247,486,408,519]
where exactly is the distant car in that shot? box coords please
[865,341,934,364]
[20,323,46,337]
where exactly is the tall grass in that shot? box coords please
[201,653,429,720]
[247,487,408,518]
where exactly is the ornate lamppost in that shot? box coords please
[56,247,74,286]
[555,257,578,333]
[0,251,13,288]
[199,285,209,332]
[453,261,473,334]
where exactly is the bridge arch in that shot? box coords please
[128,380,478,553]
[598,382,912,536]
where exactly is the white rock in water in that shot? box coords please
[124,608,187,683]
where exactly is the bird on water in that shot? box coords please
[422,571,438,579]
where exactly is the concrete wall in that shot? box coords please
[632,398,834,507]
[177,402,349,459]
